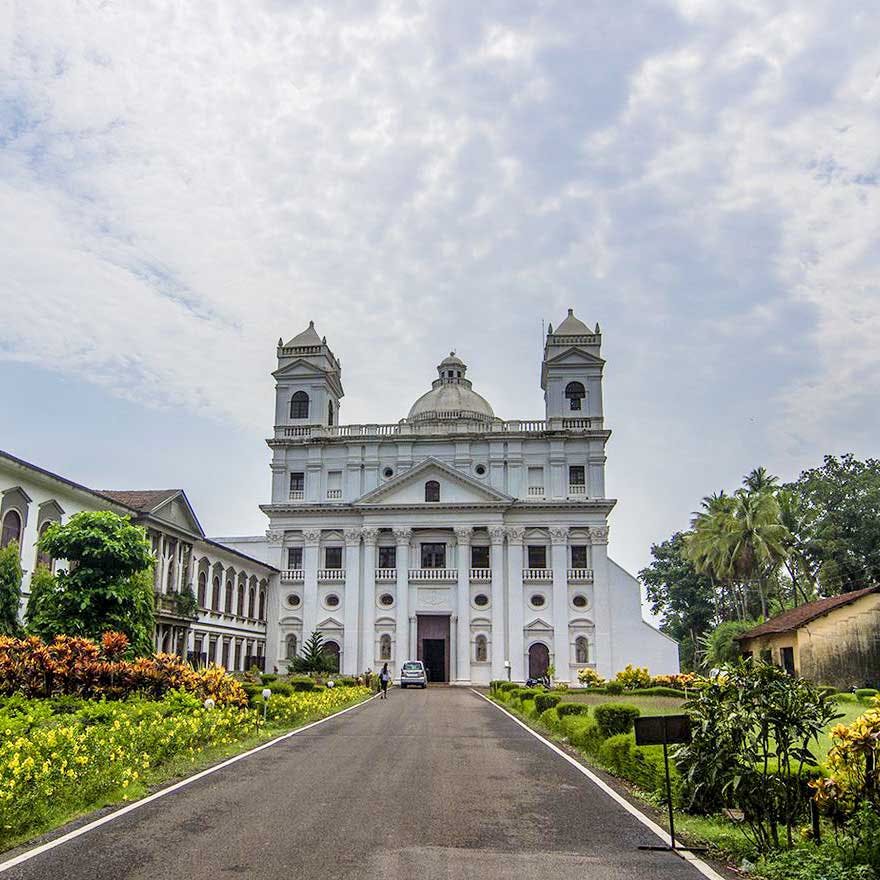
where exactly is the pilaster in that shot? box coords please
[589,525,613,677]
[506,526,526,681]
[361,528,378,671]
[489,527,506,680]
[265,530,285,668]
[302,528,322,643]
[454,526,472,683]
[394,527,412,665]
[550,526,570,682]
[343,529,362,674]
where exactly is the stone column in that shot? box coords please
[302,529,322,643]
[454,527,472,683]
[589,525,613,677]
[550,526,570,682]
[361,529,378,673]
[343,529,362,675]
[264,532,284,670]
[489,527,506,680]
[506,527,526,681]
[394,528,412,664]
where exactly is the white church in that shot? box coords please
[221,310,678,684]
[0,309,677,684]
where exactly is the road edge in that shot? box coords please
[0,693,379,875]
[472,689,727,880]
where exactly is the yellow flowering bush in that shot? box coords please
[261,686,371,726]
[614,664,652,690]
[576,667,605,687]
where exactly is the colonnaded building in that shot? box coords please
[0,309,678,684]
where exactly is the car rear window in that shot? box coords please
[403,662,423,670]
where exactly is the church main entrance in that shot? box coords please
[416,614,450,683]
[528,643,550,679]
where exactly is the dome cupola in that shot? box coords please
[407,352,496,424]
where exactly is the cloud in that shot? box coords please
[2,0,879,573]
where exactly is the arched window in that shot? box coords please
[322,640,340,673]
[379,634,391,660]
[258,588,266,620]
[197,571,207,607]
[225,581,233,613]
[575,637,589,664]
[0,510,21,549]
[475,634,488,662]
[36,520,54,568]
[290,391,310,419]
[286,634,298,659]
[328,400,334,426]
[236,584,245,617]
[212,576,221,610]
[425,480,440,502]
[565,381,586,411]
[248,586,256,618]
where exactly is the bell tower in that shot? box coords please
[541,308,604,422]
[273,321,344,428]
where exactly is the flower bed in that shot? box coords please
[0,684,370,848]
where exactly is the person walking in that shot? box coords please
[379,663,390,699]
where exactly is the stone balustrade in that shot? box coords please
[469,568,492,582]
[523,569,553,581]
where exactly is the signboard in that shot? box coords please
[634,714,691,747]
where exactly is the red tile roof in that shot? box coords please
[736,586,880,640]
[97,490,180,512]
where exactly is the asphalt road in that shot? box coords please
[2,689,714,880]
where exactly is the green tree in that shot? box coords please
[0,542,23,635]
[288,630,335,674]
[788,454,880,595]
[29,511,156,655]
[24,564,56,629]
[700,619,758,668]
[639,532,716,670]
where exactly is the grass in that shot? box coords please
[562,692,686,715]
[0,691,372,856]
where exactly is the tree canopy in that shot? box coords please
[0,542,23,636]
[29,511,155,655]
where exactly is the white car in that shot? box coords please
[400,660,428,688]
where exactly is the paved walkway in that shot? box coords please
[3,689,713,879]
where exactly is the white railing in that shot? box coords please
[527,486,545,496]
[568,484,587,496]
[273,416,598,441]
[326,489,342,500]
[469,568,492,581]
[281,569,304,582]
[289,490,304,501]
[409,569,457,581]
[375,568,396,581]
[568,568,594,583]
[523,569,552,581]
[318,569,345,582]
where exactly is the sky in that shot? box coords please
[2,0,879,583]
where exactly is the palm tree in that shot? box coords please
[743,466,779,494]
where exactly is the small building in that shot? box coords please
[736,587,880,689]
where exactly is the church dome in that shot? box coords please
[407,352,495,423]
[553,308,591,335]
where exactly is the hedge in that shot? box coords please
[598,733,677,802]
[855,688,879,702]
[539,707,561,732]
[560,715,603,754]
[593,703,641,738]
[534,693,562,713]
[556,702,591,718]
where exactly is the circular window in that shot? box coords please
[287,594,301,608]
[379,593,394,607]
[383,467,394,478]
[572,594,588,609]
[473,593,489,608]
[475,464,487,476]
[325,594,340,608]
[530,593,546,608]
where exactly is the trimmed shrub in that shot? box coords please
[290,679,316,692]
[521,698,539,719]
[598,733,676,801]
[630,686,685,698]
[833,692,857,703]
[562,715,603,755]
[593,703,641,738]
[605,681,624,695]
[260,674,278,684]
[576,667,605,687]
[514,687,542,699]
[614,664,652,690]
[534,693,562,714]
[336,676,358,687]
[267,682,293,696]
[556,701,590,718]
[816,685,838,698]
[539,707,560,731]
[497,681,518,693]
[855,688,878,702]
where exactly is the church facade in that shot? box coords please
[222,310,678,684]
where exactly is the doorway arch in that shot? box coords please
[528,642,550,679]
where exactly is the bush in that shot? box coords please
[534,693,562,713]
[290,678,316,692]
[556,701,590,718]
[598,734,676,801]
[260,674,278,684]
[855,688,879,702]
[614,664,652,690]
[562,715,603,754]
[539,707,560,731]
[834,693,858,703]
[605,681,624,695]
[817,685,838,698]
[576,667,605,687]
[755,846,877,880]
[514,687,542,699]
[593,703,641,738]
[632,686,686,698]
[267,682,293,696]
[497,681,518,693]
[521,698,538,719]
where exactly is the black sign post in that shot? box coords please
[633,715,700,854]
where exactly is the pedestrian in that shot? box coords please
[379,663,390,699]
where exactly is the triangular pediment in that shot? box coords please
[272,358,331,379]
[316,616,344,630]
[151,492,205,537]
[544,347,605,367]
[354,458,513,506]
[524,617,554,632]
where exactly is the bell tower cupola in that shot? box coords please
[541,308,604,422]
[273,321,344,427]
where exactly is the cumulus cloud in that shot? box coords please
[1,0,879,570]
